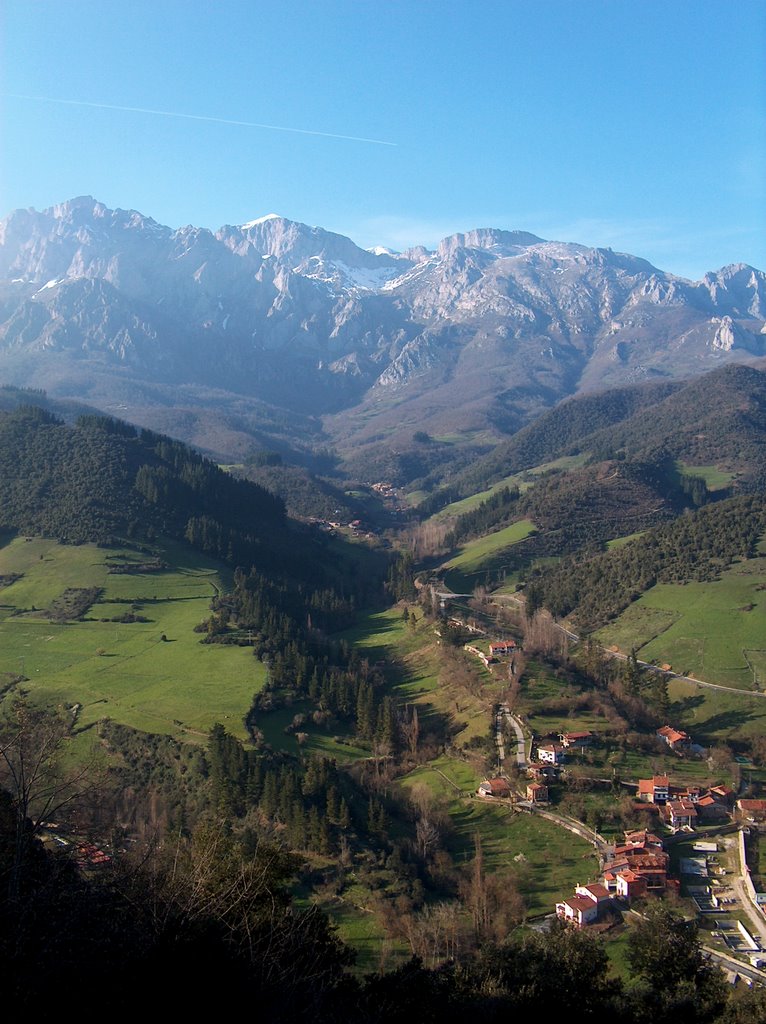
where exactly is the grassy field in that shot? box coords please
[676,461,735,492]
[441,519,537,592]
[255,700,369,761]
[399,757,598,916]
[606,531,645,550]
[340,608,502,747]
[596,555,766,690]
[432,454,590,522]
[0,536,266,741]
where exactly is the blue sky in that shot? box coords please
[1,0,764,279]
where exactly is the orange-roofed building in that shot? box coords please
[637,776,669,804]
[657,725,690,750]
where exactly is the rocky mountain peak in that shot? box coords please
[437,228,546,259]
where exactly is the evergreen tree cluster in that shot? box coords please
[0,405,283,548]
[443,486,521,548]
[208,725,383,857]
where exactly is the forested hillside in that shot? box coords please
[524,493,766,631]
[421,364,766,514]
[0,404,377,590]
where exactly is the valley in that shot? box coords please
[2,212,766,1017]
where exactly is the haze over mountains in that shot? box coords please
[1,197,765,463]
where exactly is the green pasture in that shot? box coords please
[668,677,766,746]
[254,700,368,762]
[323,896,407,974]
[0,537,265,741]
[676,461,735,492]
[399,759,597,915]
[341,609,499,747]
[596,556,766,689]
[606,532,645,550]
[340,607,441,705]
[441,519,536,592]
[432,454,590,522]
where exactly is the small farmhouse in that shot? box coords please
[657,725,691,751]
[556,895,600,928]
[556,882,612,928]
[489,640,517,657]
[559,730,593,749]
[637,775,670,804]
[536,742,565,765]
[478,778,511,799]
[526,782,548,803]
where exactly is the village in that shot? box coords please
[417,589,766,984]
[475,684,766,982]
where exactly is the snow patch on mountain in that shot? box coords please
[241,214,282,229]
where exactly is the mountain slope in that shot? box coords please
[422,363,766,512]
[1,198,765,463]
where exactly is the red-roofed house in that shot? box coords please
[664,799,698,830]
[637,776,670,804]
[696,795,729,823]
[555,895,600,928]
[576,883,610,906]
[615,869,647,902]
[559,731,593,749]
[657,725,691,750]
[623,830,663,850]
[710,785,735,806]
[478,778,511,799]
[489,640,516,657]
[737,799,766,822]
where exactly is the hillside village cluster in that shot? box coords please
[478,711,766,947]
[462,626,766,970]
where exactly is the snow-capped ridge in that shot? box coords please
[241,213,283,229]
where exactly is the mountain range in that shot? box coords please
[1,197,764,467]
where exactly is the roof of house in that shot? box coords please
[638,776,669,793]
[710,785,735,799]
[669,799,697,816]
[562,731,592,740]
[623,830,662,846]
[580,883,610,901]
[657,726,689,744]
[538,742,564,752]
[737,800,766,812]
[527,782,547,792]
[617,869,641,883]
[481,778,510,794]
[565,896,598,915]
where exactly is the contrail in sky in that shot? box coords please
[5,93,397,147]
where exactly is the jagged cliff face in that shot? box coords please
[0,197,764,445]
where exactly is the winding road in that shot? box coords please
[496,703,527,769]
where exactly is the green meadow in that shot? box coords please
[340,607,500,746]
[399,757,598,916]
[0,536,266,740]
[596,555,766,690]
[676,461,735,492]
[441,519,537,592]
[432,454,590,521]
